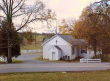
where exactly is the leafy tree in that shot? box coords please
[73,2,110,58]
[0,0,55,63]
[59,19,75,35]
[0,20,21,58]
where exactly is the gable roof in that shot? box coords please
[42,35,57,45]
[43,38,49,43]
[73,39,85,45]
[48,45,62,51]
[54,45,61,50]
[58,35,74,42]
[42,34,85,46]
[58,35,85,45]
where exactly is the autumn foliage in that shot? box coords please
[73,2,110,58]
[59,19,74,35]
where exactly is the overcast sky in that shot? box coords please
[32,0,100,33]
[47,0,101,19]
[0,0,101,33]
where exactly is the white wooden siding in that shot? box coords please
[58,45,72,59]
[79,49,101,58]
[49,46,61,60]
[71,46,77,60]
[45,35,70,46]
[43,45,53,59]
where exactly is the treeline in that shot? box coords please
[58,0,110,60]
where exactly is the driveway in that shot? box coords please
[0,54,110,73]
[13,54,51,64]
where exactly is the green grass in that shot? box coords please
[21,43,43,50]
[12,59,22,63]
[21,35,45,50]
[36,56,80,63]
[36,35,46,41]
[1,70,110,81]
[0,59,22,64]
[20,34,53,51]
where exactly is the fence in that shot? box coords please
[80,58,101,63]
[21,49,43,53]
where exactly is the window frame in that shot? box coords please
[81,47,87,54]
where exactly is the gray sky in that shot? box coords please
[34,0,101,33]
[0,0,101,33]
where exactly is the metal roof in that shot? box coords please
[42,34,85,46]
[58,35,74,42]
[58,35,85,45]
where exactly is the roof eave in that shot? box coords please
[42,34,58,46]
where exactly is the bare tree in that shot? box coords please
[0,0,55,63]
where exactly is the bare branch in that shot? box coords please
[2,0,8,9]
[27,18,46,23]
[0,5,7,15]
[16,12,33,31]
[12,1,24,15]
[0,16,6,18]
[12,0,23,11]
[12,13,26,17]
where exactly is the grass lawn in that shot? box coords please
[36,56,80,63]
[36,35,46,41]
[12,59,22,63]
[21,35,45,50]
[0,70,110,81]
[21,43,43,50]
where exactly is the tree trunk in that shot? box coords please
[7,12,12,63]
[7,46,12,63]
[93,46,97,58]
[7,31,12,63]
[101,53,103,61]
[94,50,97,58]
[106,54,108,62]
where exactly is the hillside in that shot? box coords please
[21,34,54,50]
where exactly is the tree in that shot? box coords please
[59,19,75,35]
[0,20,21,58]
[73,2,110,58]
[0,0,55,63]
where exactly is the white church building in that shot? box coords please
[42,34,98,61]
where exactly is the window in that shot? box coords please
[72,47,75,55]
[81,47,87,54]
